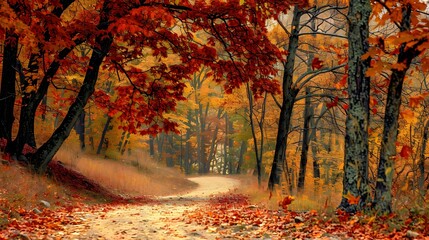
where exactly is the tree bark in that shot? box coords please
[13,40,83,155]
[236,140,247,174]
[339,0,372,213]
[298,87,312,191]
[208,109,222,172]
[247,84,268,186]
[166,134,174,167]
[97,116,112,155]
[0,30,18,145]
[374,4,420,214]
[223,114,229,175]
[74,111,86,150]
[31,5,114,172]
[419,119,429,195]
[149,135,155,157]
[12,0,78,155]
[268,6,302,191]
[228,119,234,174]
[184,129,192,174]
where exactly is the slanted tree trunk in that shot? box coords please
[298,87,312,192]
[374,4,421,214]
[30,7,114,172]
[120,132,130,155]
[339,0,372,213]
[97,116,112,155]
[12,0,78,156]
[13,59,38,154]
[268,6,302,191]
[41,96,48,121]
[0,30,18,147]
[247,84,268,186]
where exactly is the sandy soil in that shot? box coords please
[55,176,240,240]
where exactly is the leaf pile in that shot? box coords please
[0,204,87,239]
[185,194,428,239]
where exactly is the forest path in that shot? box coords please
[56,176,240,240]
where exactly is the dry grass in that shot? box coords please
[0,140,196,214]
[235,174,342,213]
[54,148,197,197]
[0,162,76,211]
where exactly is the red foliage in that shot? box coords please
[326,96,339,109]
[399,145,413,159]
[185,194,428,239]
[311,57,324,70]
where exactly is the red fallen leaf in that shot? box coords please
[312,57,324,70]
[399,145,412,159]
[344,192,360,205]
[279,196,294,211]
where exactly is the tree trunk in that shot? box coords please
[97,116,112,155]
[223,114,229,175]
[87,106,95,150]
[310,105,322,179]
[13,41,83,155]
[149,135,155,157]
[268,6,302,191]
[120,132,130,155]
[31,19,113,172]
[11,0,78,155]
[198,103,209,174]
[0,30,18,146]
[374,4,419,214]
[236,140,247,174]
[208,109,222,172]
[298,87,312,192]
[74,111,86,150]
[419,119,429,195]
[228,119,234,174]
[339,0,372,213]
[247,86,268,186]
[184,129,192,174]
[166,134,174,167]
[157,133,165,161]
[41,96,48,121]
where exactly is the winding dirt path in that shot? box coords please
[56,176,240,240]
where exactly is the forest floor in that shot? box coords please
[50,176,241,240]
[1,159,428,239]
